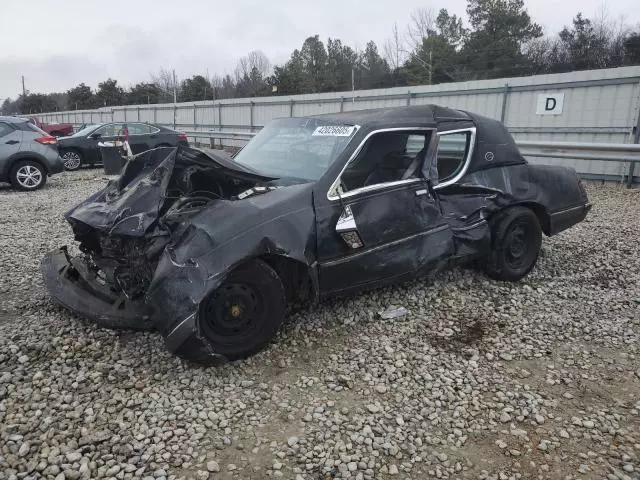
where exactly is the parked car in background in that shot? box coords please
[27,116,74,137]
[57,122,189,170]
[42,105,591,363]
[0,116,64,190]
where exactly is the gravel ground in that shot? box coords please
[1,170,639,480]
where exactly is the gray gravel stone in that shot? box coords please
[0,175,638,480]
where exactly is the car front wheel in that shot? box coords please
[61,150,82,171]
[10,160,47,191]
[485,206,542,282]
[198,259,286,360]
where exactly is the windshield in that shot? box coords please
[73,124,102,137]
[233,118,358,181]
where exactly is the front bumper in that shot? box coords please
[41,248,225,364]
[41,248,154,330]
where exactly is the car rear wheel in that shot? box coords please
[61,150,82,171]
[10,160,47,191]
[199,259,286,360]
[485,206,542,282]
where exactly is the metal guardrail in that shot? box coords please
[180,130,256,141]
[517,140,640,187]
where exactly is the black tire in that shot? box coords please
[9,160,47,191]
[60,149,82,171]
[198,259,286,360]
[485,206,542,282]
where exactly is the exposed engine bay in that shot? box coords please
[65,147,275,301]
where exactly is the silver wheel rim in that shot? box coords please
[62,152,81,170]
[16,165,43,189]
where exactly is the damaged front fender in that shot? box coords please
[41,146,319,363]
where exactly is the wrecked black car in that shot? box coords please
[42,105,591,363]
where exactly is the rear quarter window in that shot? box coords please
[17,121,47,135]
[0,122,14,137]
[437,131,471,183]
[128,124,157,135]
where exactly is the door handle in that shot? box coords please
[415,188,429,197]
[336,205,364,249]
[5,140,19,145]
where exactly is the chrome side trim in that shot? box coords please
[321,224,450,267]
[327,127,436,201]
[433,127,477,190]
[549,203,589,217]
[451,219,487,232]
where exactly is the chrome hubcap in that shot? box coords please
[62,152,81,170]
[16,165,43,188]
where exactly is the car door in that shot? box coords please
[314,129,455,296]
[0,122,22,163]
[85,123,124,163]
[126,123,155,154]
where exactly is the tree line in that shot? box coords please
[3,0,639,115]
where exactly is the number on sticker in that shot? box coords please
[312,126,355,136]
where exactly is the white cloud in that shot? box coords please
[1,0,637,100]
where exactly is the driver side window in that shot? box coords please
[93,123,125,137]
[339,131,430,193]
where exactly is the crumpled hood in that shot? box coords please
[65,146,275,237]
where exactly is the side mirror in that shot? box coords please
[336,205,364,249]
[89,133,101,139]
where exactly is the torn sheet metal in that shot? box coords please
[44,146,318,362]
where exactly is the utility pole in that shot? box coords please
[21,76,26,96]
[172,69,177,103]
[351,67,355,104]
[429,50,433,85]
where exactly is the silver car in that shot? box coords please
[0,116,64,190]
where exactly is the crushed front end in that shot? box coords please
[41,146,276,360]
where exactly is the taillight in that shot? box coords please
[177,133,188,141]
[35,135,57,145]
[578,179,587,198]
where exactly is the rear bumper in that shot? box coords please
[48,155,65,175]
[42,147,64,175]
[549,202,592,235]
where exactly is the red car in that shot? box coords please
[27,116,74,137]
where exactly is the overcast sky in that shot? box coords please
[1,0,637,101]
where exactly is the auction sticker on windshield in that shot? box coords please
[312,125,356,136]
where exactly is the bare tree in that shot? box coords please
[591,7,630,67]
[150,68,179,103]
[383,22,407,70]
[235,50,271,82]
[407,7,437,50]
[234,50,272,97]
[211,74,236,100]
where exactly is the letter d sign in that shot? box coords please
[536,93,564,115]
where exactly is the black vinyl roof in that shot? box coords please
[311,105,527,173]
[310,105,471,128]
